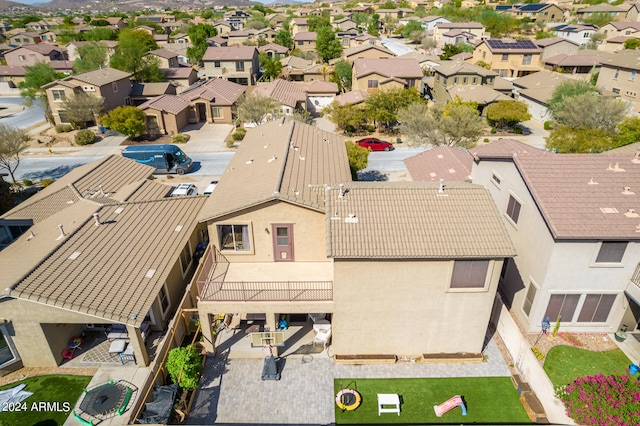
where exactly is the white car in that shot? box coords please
[170,183,198,197]
[203,181,218,195]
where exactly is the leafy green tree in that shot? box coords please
[379,1,396,8]
[110,29,160,82]
[307,12,331,31]
[623,38,640,50]
[345,141,370,180]
[613,116,640,147]
[245,14,270,30]
[61,94,105,129]
[261,56,282,81]
[74,42,108,73]
[486,100,531,130]
[545,126,614,153]
[166,344,203,390]
[19,63,64,124]
[439,43,468,60]
[353,13,369,32]
[0,176,16,215]
[584,12,613,27]
[236,93,281,126]
[63,15,75,26]
[397,101,485,148]
[332,59,352,91]
[274,28,293,50]
[553,92,629,133]
[477,10,519,37]
[315,26,342,63]
[187,23,217,64]
[535,31,554,39]
[365,88,424,129]
[82,27,119,41]
[0,124,31,185]
[201,10,214,20]
[548,80,599,119]
[291,109,313,124]
[414,5,428,18]
[100,106,146,138]
[323,102,367,134]
[584,32,606,50]
[403,20,423,39]
[90,19,110,26]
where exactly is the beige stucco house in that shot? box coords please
[352,58,423,92]
[138,94,191,135]
[470,140,640,335]
[596,50,640,102]
[433,22,485,44]
[43,67,132,126]
[193,118,515,361]
[202,46,260,86]
[0,155,208,374]
[343,44,396,63]
[426,60,501,107]
[4,44,68,67]
[472,39,542,78]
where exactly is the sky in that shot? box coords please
[11,0,50,4]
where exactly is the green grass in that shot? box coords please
[334,377,531,424]
[0,374,92,426]
[543,345,631,388]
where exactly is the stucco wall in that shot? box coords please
[97,78,132,112]
[331,258,503,356]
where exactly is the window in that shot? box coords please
[112,82,118,93]
[214,61,221,68]
[482,51,486,59]
[499,70,508,77]
[578,294,615,322]
[235,61,244,71]
[544,294,580,322]
[450,260,490,289]
[212,107,223,118]
[218,224,250,251]
[506,195,521,224]
[0,327,18,368]
[583,32,590,38]
[491,173,501,186]
[612,88,620,94]
[367,80,378,89]
[407,79,415,88]
[595,241,627,263]
[180,242,192,273]
[614,69,619,79]
[453,77,458,84]
[522,54,532,65]
[342,38,348,45]
[522,281,537,317]
[472,77,477,84]
[51,89,66,102]
[630,71,636,81]
[158,285,170,316]
[463,77,467,84]
[18,55,25,61]
[501,53,508,61]
[297,40,303,46]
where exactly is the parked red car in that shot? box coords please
[356,138,394,152]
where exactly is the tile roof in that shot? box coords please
[606,22,640,31]
[598,50,640,71]
[197,118,352,222]
[534,37,579,48]
[543,53,606,67]
[294,31,317,41]
[448,53,473,62]
[280,55,315,70]
[293,80,339,94]
[404,146,473,182]
[343,44,395,58]
[447,84,511,105]
[472,141,640,239]
[554,24,598,33]
[325,182,516,259]
[131,82,174,97]
[2,195,207,326]
[202,46,257,61]
[436,22,485,29]
[258,43,289,54]
[180,77,246,105]
[161,67,195,79]
[148,48,178,59]
[435,60,497,77]
[493,76,514,91]
[252,79,306,108]
[7,43,65,55]
[69,67,132,86]
[512,70,572,103]
[138,94,190,114]
[111,179,173,202]
[2,155,154,223]
[353,58,423,79]
[0,65,26,76]
[334,89,369,105]
[578,3,626,13]
[470,138,545,159]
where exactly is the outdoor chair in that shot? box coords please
[312,328,331,350]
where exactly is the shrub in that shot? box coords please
[232,128,246,141]
[171,133,190,144]
[531,346,545,360]
[22,179,33,187]
[74,129,96,145]
[226,140,235,148]
[366,125,375,133]
[166,344,203,390]
[490,128,497,134]
[41,179,55,187]
[556,374,640,425]
[55,124,72,133]
[484,138,489,142]
[544,121,552,130]
[513,127,523,134]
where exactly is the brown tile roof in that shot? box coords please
[436,22,484,29]
[69,67,132,86]
[343,44,395,58]
[353,58,423,79]
[447,85,511,105]
[280,55,315,70]
[404,146,473,182]
[7,43,66,55]
[534,37,579,48]
[543,53,606,67]
[293,80,339,94]
[334,89,369,105]
[607,22,640,31]
[111,179,173,202]
[0,65,26,76]
[435,60,497,77]
[179,77,246,105]
[161,67,195,79]
[325,182,516,259]
[197,118,352,222]
[2,155,154,223]
[148,48,178,59]
[598,50,640,71]
[470,138,545,159]
[493,76,514,91]
[138,94,190,115]
[473,141,640,239]
[131,82,174,97]
[294,31,317,41]
[449,52,473,61]
[252,78,306,108]
[2,196,208,325]
[202,46,257,61]
[258,43,289,54]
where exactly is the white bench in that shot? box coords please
[378,394,401,416]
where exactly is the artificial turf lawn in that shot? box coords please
[334,377,531,424]
[0,374,92,426]
[543,345,632,388]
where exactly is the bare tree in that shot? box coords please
[236,93,281,127]
[0,125,31,184]
[62,93,105,129]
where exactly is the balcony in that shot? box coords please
[196,246,333,302]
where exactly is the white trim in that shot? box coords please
[590,241,628,268]
[446,259,494,293]
[521,277,539,318]
[0,323,20,369]
[504,191,523,228]
[158,283,171,319]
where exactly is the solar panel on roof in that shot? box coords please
[519,4,548,11]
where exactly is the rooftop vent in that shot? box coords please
[600,207,618,214]
[268,155,277,163]
[437,154,444,159]
[448,168,456,174]
[145,269,156,279]
[345,213,358,223]
[26,231,35,242]
[93,213,101,226]
[607,163,625,172]
[438,179,445,193]
[632,150,640,164]
[429,172,437,178]
[174,225,183,232]
[625,209,639,218]
[338,183,345,198]
[588,178,598,185]
[68,251,82,260]
[56,224,66,240]
[292,188,300,196]
[114,207,124,214]
[245,159,253,165]
[622,187,635,195]
[299,155,305,161]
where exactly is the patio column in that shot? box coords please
[267,313,278,356]
[126,324,149,367]
[201,313,215,354]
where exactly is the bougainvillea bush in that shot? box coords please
[555,373,640,426]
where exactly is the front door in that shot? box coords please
[272,224,294,262]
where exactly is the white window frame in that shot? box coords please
[522,279,538,318]
[505,192,522,226]
[158,284,171,318]
[217,223,253,253]
[447,259,493,293]
[590,241,628,267]
[491,171,502,188]
[179,241,192,276]
[51,89,66,102]
[18,55,25,61]
[0,324,20,369]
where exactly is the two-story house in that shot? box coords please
[553,23,598,46]
[497,3,565,26]
[534,37,580,61]
[8,32,41,47]
[0,155,208,373]
[293,32,317,52]
[66,41,118,64]
[596,50,640,102]
[576,3,636,23]
[291,18,309,35]
[202,46,260,86]
[352,58,423,92]
[4,44,68,67]
[43,67,132,126]
[194,118,515,360]
[470,140,640,336]
[342,44,396,64]
[472,39,542,78]
[147,48,180,69]
[433,22,485,44]
[213,21,233,37]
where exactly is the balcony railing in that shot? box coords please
[632,262,640,288]
[196,246,333,302]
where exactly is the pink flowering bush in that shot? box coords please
[555,373,640,426]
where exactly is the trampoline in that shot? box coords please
[336,389,362,411]
[73,380,137,425]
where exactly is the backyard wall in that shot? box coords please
[490,294,574,425]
